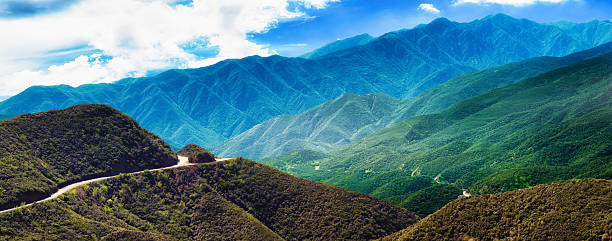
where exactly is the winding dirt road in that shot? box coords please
[0,156,233,214]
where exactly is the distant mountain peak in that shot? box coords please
[300,33,374,59]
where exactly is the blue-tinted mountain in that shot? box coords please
[548,19,612,47]
[300,33,373,59]
[1,14,610,149]
[219,42,612,160]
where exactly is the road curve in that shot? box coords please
[0,156,233,214]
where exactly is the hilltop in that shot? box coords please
[0,104,177,210]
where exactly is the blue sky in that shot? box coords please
[0,0,610,99]
[252,0,612,56]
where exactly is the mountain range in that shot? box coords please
[217,42,612,160]
[261,52,612,215]
[1,14,611,149]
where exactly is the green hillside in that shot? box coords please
[0,105,177,210]
[262,53,612,216]
[383,179,612,241]
[0,158,417,241]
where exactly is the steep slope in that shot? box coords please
[214,93,400,160]
[0,104,177,210]
[262,53,612,215]
[221,43,612,160]
[0,158,418,241]
[300,34,373,59]
[383,179,612,241]
[1,15,611,149]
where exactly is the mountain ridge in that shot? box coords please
[218,42,612,160]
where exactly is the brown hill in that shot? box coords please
[382,179,611,241]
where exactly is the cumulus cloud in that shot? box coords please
[0,0,339,97]
[417,3,440,13]
[453,0,571,7]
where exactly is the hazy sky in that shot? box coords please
[0,0,610,99]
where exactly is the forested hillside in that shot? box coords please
[262,53,612,215]
[0,159,417,241]
[0,105,177,210]
[382,179,612,241]
[1,14,610,149]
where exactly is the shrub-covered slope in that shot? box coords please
[383,179,612,241]
[214,93,400,160]
[263,52,612,215]
[0,158,417,241]
[1,15,610,149]
[0,104,177,210]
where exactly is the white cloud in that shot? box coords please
[418,3,440,14]
[453,0,571,7]
[0,0,339,97]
